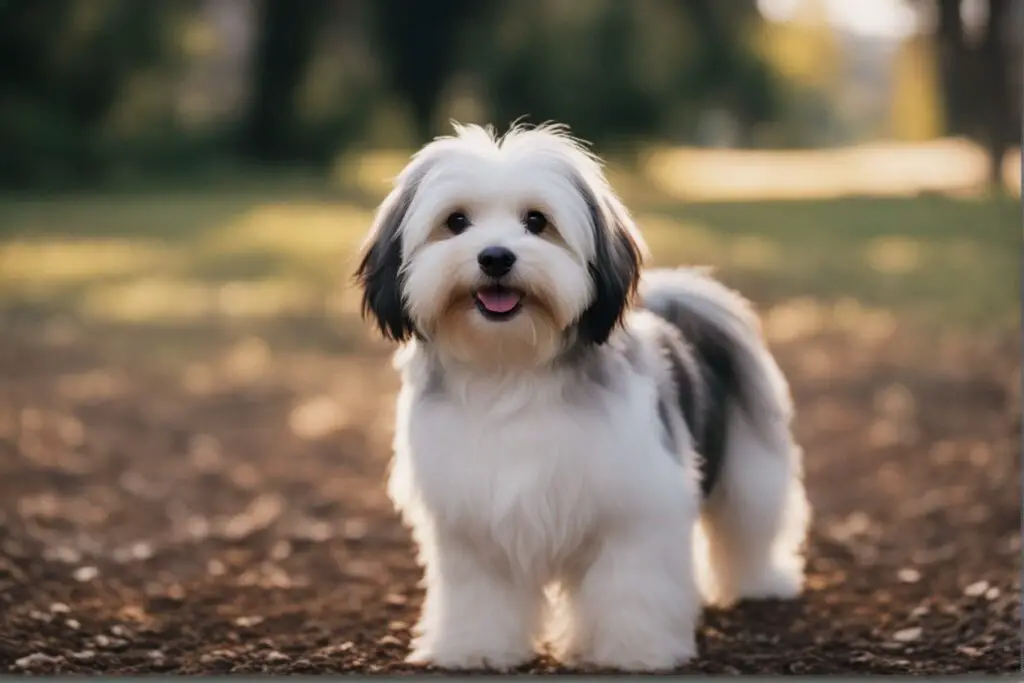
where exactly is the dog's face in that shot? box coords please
[355,123,646,369]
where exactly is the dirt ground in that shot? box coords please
[0,309,1019,675]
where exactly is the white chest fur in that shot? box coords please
[387,346,698,585]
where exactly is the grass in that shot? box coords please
[644,197,1018,329]
[0,159,1017,345]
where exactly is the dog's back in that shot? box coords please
[637,268,794,496]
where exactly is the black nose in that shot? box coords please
[477,246,516,278]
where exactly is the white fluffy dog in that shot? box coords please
[354,122,809,671]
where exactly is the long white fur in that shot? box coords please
[358,123,809,671]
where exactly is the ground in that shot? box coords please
[0,168,1018,674]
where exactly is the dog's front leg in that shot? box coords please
[553,523,700,671]
[407,529,542,671]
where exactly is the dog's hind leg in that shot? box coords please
[695,407,809,607]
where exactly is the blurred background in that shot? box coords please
[0,0,1020,328]
[0,0,1019,674]
[0,0,1021,191]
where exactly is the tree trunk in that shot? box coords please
[979,0,1014,191]
[370,0,487,143]
[934,0,974,137]
[238,0,331,163]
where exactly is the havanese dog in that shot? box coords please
[353,122,810,672]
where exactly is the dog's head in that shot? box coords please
[354,122,645,369]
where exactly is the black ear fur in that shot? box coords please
[353,183,419,342]
[576,182,643,345]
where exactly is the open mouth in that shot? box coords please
[474,284,524,321]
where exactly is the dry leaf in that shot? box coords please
[892,627,922,643]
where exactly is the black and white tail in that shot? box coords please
[639,267,810,608]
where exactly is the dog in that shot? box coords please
[353,122,810,671]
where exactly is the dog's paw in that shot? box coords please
[567,642,696,672]
[737,564,804,602]
[555,631,697,673]
[709,564,804,606]
[702,562,805,608]
[697,573,737,608]
[406,644,534,671]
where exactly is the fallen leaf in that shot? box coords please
[964,580,989,597]
[73,566,98,582]
[15,653,63,669]
[897,568,921,584]
[892,627,922,643]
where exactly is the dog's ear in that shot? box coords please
[576,182,644,345]
[353,170,427,342]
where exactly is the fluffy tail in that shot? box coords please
[641,267,808,607]
[638,267,793,445]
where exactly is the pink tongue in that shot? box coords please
[477,290,521,313]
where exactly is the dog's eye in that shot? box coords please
[445,211,470,234]
[524,210,548,234]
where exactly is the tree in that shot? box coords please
[676,0,781,143]
[976,0,1016,190]
[933,0,972,136]
[477,0,781,147]
[368,0,491,143]
[0,0,169,187]
[237,0,334,163]
[926,0,1020,190]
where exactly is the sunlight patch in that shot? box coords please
[222,336,272,384]
[728,235,783,270]
[641,140,1018,201]
[0,239,176,286]
[80,276,318,322]
[763,297,829,342]
[82,277,213,322]
[289,395,347,440]
[217,279,318,319]
[637,215,725,266]
[764,297,897,344]
[203,203,373,262]
[864,236,922,274]
[832,298,898,343]
[333,150,413,198]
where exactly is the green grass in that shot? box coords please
[645,196,1019,329]
[0,184,1017,337]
